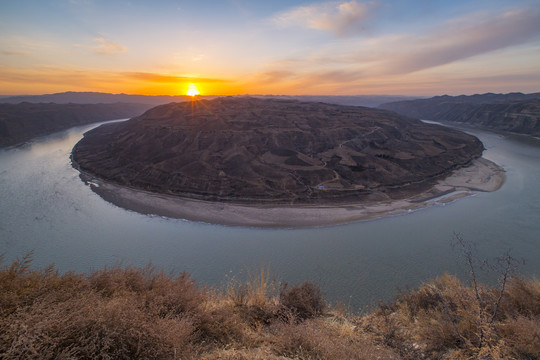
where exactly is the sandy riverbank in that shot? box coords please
[86,157,505,228]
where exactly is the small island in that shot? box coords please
[72,97,504,227]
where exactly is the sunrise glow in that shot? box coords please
[0,1,539,96]
[186,84,200,97]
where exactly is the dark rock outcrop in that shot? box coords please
[379,92,540,136]
[0,102,154,147]
[72,97,484,204]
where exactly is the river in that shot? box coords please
[1,121,539,310]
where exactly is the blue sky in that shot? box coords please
[1,0,539,95]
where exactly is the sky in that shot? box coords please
[1,0,540,96]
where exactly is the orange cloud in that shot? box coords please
[0,66,240,95]
[126,72,226,84]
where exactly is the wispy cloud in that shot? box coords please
[273,0,378,36]
[265,8,540,79]
[381,8,540,74]
[92,37,126,55]
[248,7,540,94]
[191,54,205,62]
[254,70,296,83]
[1,50,29,56]
[0,66,109,89]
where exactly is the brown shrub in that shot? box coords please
[2,256,538,360]
[201,346,287,360]
[240,304,280,328]
[415,308,465,353]
[498,315,540,359]
[279,282,326,320]
[0,291,197,359]
[362,273,540,360]
[88,265,151,297]
[87,266,248,347]
[0,253,86,317]
[270,318,398,360]
[361,304,422,359]
[0,261,214,359]
[395,273,463,318]
[193,306,248,346]
[143,272,206,318]
[503,276,540,317]
[225,266,281,328]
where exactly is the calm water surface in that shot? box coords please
[1,121,539,310]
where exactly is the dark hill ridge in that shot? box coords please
[72,97,484,204]
[379,92,540,136]
[0,91,197,105]
[0,102,154,147]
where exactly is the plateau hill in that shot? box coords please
[72,97,484,204]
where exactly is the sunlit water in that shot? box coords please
[1,120,539,310]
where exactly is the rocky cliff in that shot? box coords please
[72,97,484,204]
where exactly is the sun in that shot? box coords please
[186,83,200,97]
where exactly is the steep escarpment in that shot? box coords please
[72,97,484,204]
[379,92,540,136]
[0,102,154,147]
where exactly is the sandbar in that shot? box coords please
[82,157,505,228]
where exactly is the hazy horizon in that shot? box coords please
[1,0,540,96]
[1,91,423,97]
[2,90,539,99]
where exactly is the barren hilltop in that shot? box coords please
[72,97,485,204]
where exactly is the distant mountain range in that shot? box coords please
[0,92,197,105]
[379,92,540,136]
[1,91,419,108]
[248,94,421,108]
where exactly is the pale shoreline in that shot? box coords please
[86,157,505,228]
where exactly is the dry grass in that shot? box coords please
[1,255,538,359]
